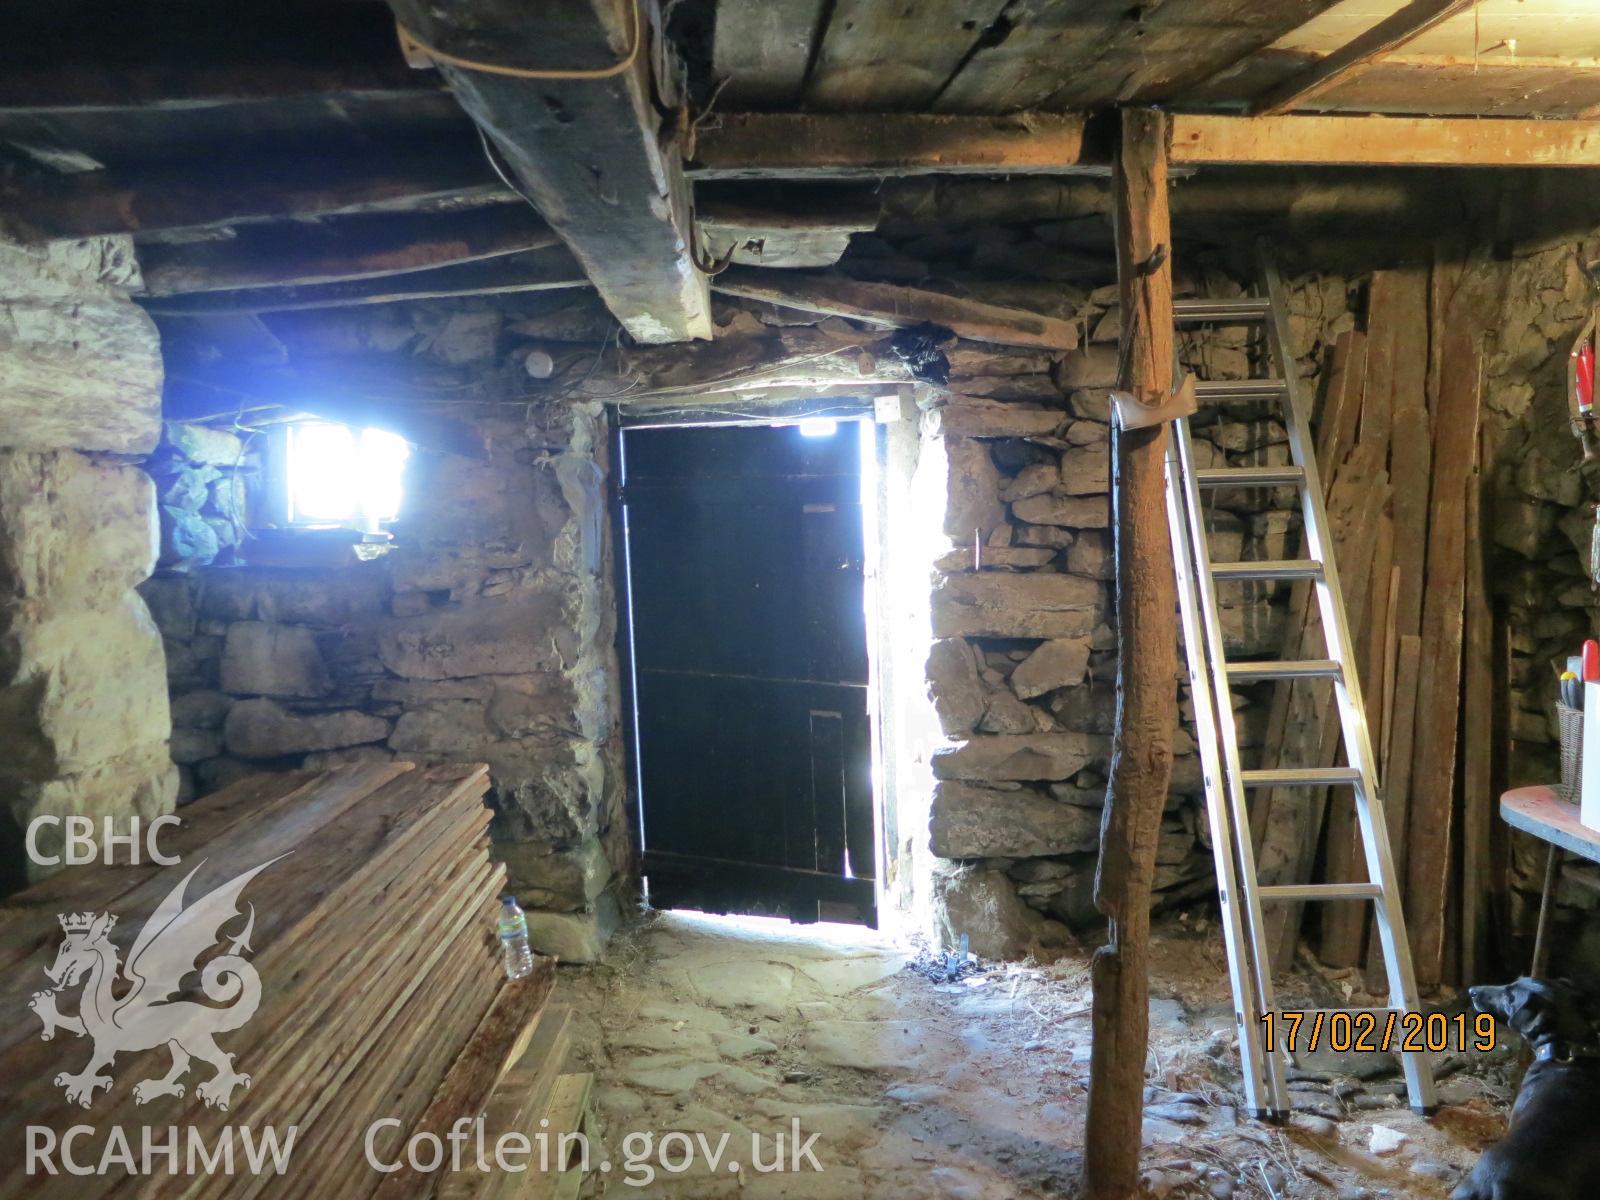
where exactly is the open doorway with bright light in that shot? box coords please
[616,416,882,928]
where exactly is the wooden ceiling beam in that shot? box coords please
[711,267,1079,350]
[1249,0,1479,116]
[140,245,588,316]
[690,112,1097,180]
[1170,112,1600,168]
[0,65,440,114]
[138,204,556,297]
[694,111,1600,175]
[0,149,509,241]
[384,0,713,343]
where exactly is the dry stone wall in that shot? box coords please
[143,299,626,961]
[1474,232,1600,951]
[0,236,175,889]
[909,264,1359,956]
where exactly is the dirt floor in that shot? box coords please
[559,909,1519,1199]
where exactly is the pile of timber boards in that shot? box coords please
[0,762,559,1199]
[1252,258,1501,990]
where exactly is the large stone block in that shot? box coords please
[0,451,157,609]
[925,401,1065,439]
[935,436,1005,544]
[1010,493,1109,528]
[930,781,1100,858]
[932,862,1071,960]
[0,595,171,779]
[1009,637,1091,700]
[0,239,162,455]
[378,596,568,679]
[7,741,178,883]
[931,732,1106,782]
[163,422,244,466]
[523,890,622,963]
[223,698,388,759]
[220,622,330,698]
[496,836,614,911]
[931,572,1104,639]
[925,639,986,736]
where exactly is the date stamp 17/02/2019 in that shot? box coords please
[1260,1010,1496,1055]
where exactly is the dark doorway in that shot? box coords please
[618,419,877,926]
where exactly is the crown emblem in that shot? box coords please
[58,912,112,934]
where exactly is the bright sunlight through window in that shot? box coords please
[286,423,411,527]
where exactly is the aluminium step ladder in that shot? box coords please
[1163,253,1437,1120]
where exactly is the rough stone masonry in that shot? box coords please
[0,234,176,888]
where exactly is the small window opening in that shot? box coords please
[283,422,410,531]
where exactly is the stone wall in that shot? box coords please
[1474,231,1600,960]
[143,300,626,961]
[870,249,1361,956]
[0,236,175,890]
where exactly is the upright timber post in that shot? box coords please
[1085,107,1179,1200]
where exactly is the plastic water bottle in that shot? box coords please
[497,895,534,980]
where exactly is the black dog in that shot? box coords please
[1452,978,1600,1200]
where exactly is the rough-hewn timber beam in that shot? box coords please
[690,112,1096,180]
[385,0,712,343]
[1170,112,1600,167]
[694,111,1600,175]
[140,245,588,316]
[1086,106,1178,1200]
[711,267,1080,350]
[1250,0,1479,116]
[139,204,556,296]
[0,149,509,241]
[0,65,440,113]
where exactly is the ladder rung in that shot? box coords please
[1210,559,1323,582]
[1240,767,1362,789]
[1225,659,1341,683]
[1174,297,1272,322]
[1194,466,1305,488]
[1194,379,1287,400]
[1259,882,1385,902]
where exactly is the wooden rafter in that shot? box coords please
[138,204,556,296]
[1250,0,1480,115]
[693,111,1600,175]
[384,0,713,343]
[690,112,1095,179]
[0,148,508,241]
[1170,112,1600,167]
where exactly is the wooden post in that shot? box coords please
[1085,107,1178,1200]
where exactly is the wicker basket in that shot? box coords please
[1559,702,1584,804]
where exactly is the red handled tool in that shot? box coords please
[1583,639,1600,683]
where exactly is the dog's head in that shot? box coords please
[1469,977,1596,1048]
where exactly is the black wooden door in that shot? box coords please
[620,422,875,925]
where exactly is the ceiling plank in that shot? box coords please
[140,245,588,316]
[1250,0,1479,115]
[934,0,1340,114]
[139,204,556,296]
[384,0,713,343]
[804,0,1009,111]
[689,112,1095,179]
[0,149,509,241]
[711,266,1080,350]
[1170,112,1600,168]
[711,0,830,108]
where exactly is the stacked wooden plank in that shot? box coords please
[1255,256,1501,990]
[0,762,556,1200]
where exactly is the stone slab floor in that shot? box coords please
[560,911,1520,1199]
